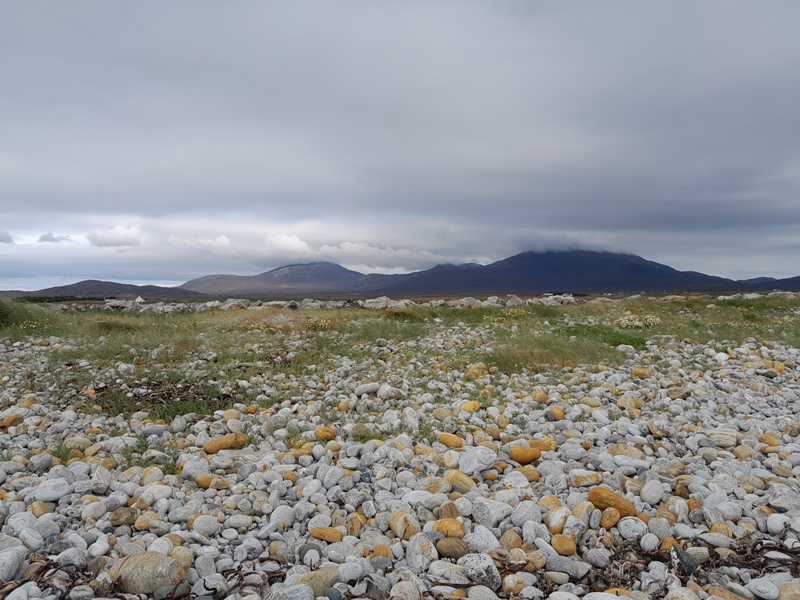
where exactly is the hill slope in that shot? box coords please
[181,262,390,295]
[378,251,740,295]
[23,280,205,299]
[7,251,798,299]
[181,251,766,297]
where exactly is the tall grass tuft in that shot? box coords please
[0,299,54,335]
[491,332,628,374]
[344,318,429,342]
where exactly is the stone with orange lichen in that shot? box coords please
[551,534,576,556]
[440,502,461,519]
[509,445,541,465]
[433,518,465,538]
[656,504,678,524]
[460,400,481,413]
[203,432,247,454]
[389,511,420,541]
[532,389,549,404]
[568,470,603,487]
[436,538,469,560]
[530,437,558,452]
[659,536,679,550]
[310,527,343,543]
[194,474,230,490]
[600,507,622,529]
[2,414,23,427]
[465,362,489,379]
[438,432,463,448]
[19,396,37,408]
[512,466,540,482]
[588,487,636,518]
[499,530,523,550]
[571,501,595,523]
[537,494,561,508]
[314,426,336,441]
[445,470,476,493]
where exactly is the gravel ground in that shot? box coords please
[2,296,800,600]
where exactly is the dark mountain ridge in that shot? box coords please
[378,251,739,296]
[12,280,206,299]
[5,251,799,299]
[177,250,800,296]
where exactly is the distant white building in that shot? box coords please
[134,296,145,303]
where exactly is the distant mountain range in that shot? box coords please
[3,250,799,299]
[182,250,798,296]
[0,280,205,299]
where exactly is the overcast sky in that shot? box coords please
[2,2,799,290]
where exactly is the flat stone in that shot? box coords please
[35,477,72,502]
[437,538,469,559]
[298,567,339,597]
[468,585,500,600]
[0,546,27,581]
[109,551,186,595]
[587,487,636,518]
[617,516,648,540]
[746,578,779,600]
[664,589,700,600]
[768,486,800,512]
[459,447,498,475]
[508,445,541,465]
[406,533,438,574]
[461,553,502,590]
[472,497,512,528]
[567,469,603,487]
[640,480,663,505]
[203,432,247,454]
[191,514,220,537]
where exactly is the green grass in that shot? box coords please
[490,332,629,374]
[148,397,229,422]
[343,318,429,342]
[561,324,648,350]
[50,439,77,464]
[384,307,438,322]
[4,296,799,422]
[0,299,55,338]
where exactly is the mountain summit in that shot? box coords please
[8,250,796,299]
[177,250,782,297]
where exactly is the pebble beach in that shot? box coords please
[2,294,800,600]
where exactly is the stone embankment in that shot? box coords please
[57,290,798,315]
[1,297,800,600]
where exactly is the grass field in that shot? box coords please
[1,295,797,419]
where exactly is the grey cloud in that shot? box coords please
[1,1,799,288]
[87,225,141,248]
[37,232,72,243]
[0,230,13,243]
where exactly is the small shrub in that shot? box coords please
[612,312,661,329]
[561,324,647,350]
[149,397,228,422]
[344,318,427,342]
[51,439,76,464]
[385,307,436,322]
[0,299,53,332]
[490,333,627,374]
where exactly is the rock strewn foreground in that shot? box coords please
[2,312,800,600]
